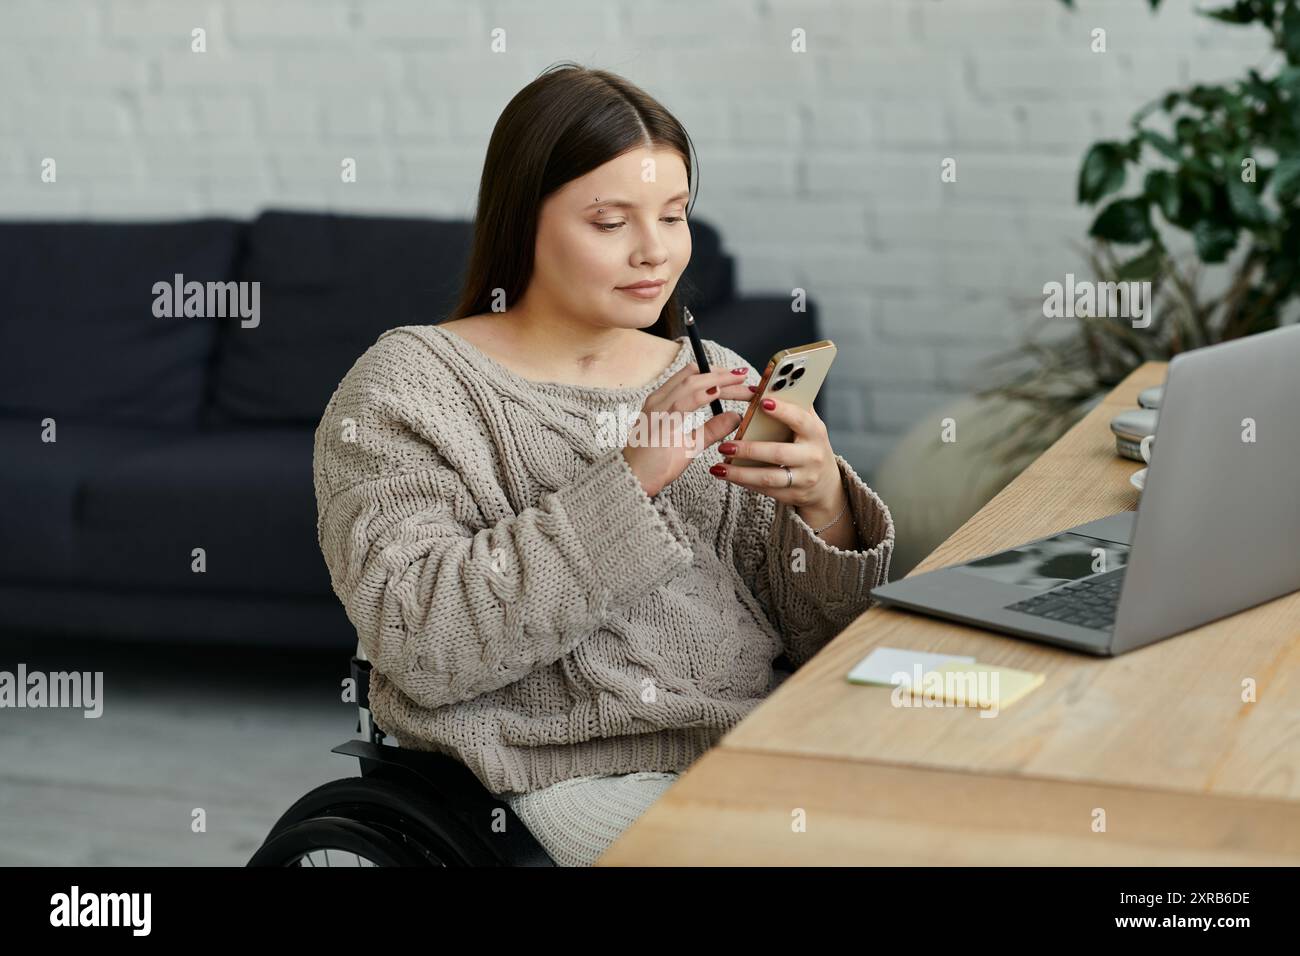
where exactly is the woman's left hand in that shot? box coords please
[709,396,843,518]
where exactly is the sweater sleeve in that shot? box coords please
[313,351,696,711]
[710,342,895,668]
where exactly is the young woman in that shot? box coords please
[312,63,894,866]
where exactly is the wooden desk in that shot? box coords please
[599,362,1300,865]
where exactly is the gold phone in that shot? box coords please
[723,340,837,467]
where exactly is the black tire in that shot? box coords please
[248,776,489,867]
[248,816,435,867]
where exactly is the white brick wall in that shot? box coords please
[0,0,1275,476]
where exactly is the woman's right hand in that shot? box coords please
[622,362,753,497]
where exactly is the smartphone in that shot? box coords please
[723,340,837,467]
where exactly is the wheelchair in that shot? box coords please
[247,646,556,867]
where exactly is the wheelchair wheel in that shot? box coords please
[249,776,486,867]
[251,816,436,867]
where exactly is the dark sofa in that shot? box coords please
[0,210,821,649]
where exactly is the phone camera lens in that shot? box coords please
[777,363,793,376]
[790,367,805,380]
[771,379,786,392]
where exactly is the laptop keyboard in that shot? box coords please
[1004,567,1126,631]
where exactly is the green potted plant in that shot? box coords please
[982,0,1300,468]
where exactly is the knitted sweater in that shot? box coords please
[312,323,895,795]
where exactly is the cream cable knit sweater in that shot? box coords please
[312,323,895,795]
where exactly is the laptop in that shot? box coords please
[869,323,1300,656]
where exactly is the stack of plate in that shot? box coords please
[1109,385,1162,461]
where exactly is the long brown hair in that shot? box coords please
[448,62,699,342]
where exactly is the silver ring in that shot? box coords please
[782,465,794,488]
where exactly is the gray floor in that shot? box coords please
[0,633,358,866]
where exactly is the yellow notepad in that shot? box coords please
[903,661,1045,711]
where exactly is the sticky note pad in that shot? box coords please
[911,661,1045,711]
[846,647,976,687]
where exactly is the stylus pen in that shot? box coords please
[683,306,725,416]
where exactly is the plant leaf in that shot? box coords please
[1139,128,1183,162]
[1192,219,1238,262]
[1115,245,1164,281]
[1226,158,1270,224]
[1175,116,1200,144]
[1090,198,1154,244]
[1201,1,1257,24]
[1271,158,1300,202]
[1284,2,1300,64]
[1078,142,1128,204]
[1277,66,1300,92]
[1144,169,1181,222]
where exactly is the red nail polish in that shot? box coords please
[719,442,737,455]
[707,385,717,394]
[731,367,746,374]
[747,384,758,392]
[709,464,727,477]
[762,398,776,410]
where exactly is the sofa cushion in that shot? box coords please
[209,210,472,424]
[76,425,330,597]
[0,415,188,584]
[677,217,733,314]
[0,582,356,648]
[0,219,241,426]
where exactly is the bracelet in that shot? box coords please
[811,500,849,535]
[812,481,857,535]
